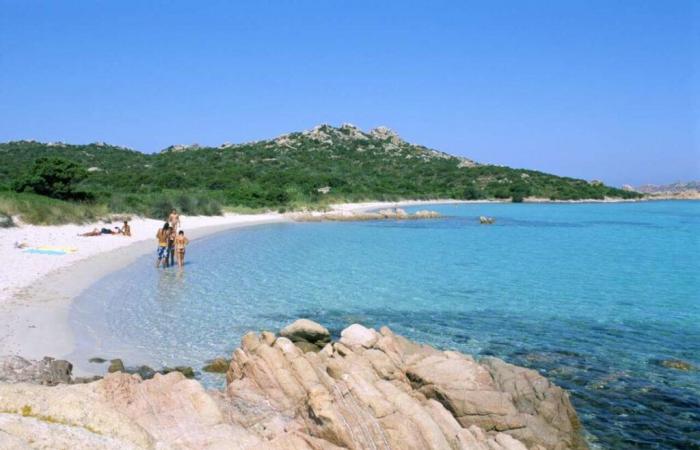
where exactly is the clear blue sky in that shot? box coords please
[0,1,697,186]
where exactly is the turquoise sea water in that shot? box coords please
[71,201,700,449]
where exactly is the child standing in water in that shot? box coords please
[175,230,189,268]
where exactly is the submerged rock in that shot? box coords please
[107,359,125,373]
[116,363,195,380]
[73,375,103,384]
[88,357,107,364]
[656,359,695,371]
[133,365,157,380]
[162,366,196,379]
[202,357,230,373]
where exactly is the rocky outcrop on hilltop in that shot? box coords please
[270,124,477,166]
[636,181,700,194]
[160,143,202,153]
[633,181,700,199]
[0,322,587,449]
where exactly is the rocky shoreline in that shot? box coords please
[0,321,588,449]
[289,208,442,222]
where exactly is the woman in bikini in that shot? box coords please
[175,230,189,268]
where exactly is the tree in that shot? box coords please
[510,182,531,203]
[462,183,483,200]
[14,157,88,200]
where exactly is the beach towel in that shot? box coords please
[23,246,78,255]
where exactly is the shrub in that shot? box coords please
[510,182,531,203]
[0,192,107,225]
[175,192,198,215]
[148,196,175,220]
[13,157,90,200]
[462,184,483,200]
[108,193,146,215]
[198,197,223,216]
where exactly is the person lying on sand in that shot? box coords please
[156,222,171,268]
[78,227,118,236]
[175,230,189,268]
[79,228,101,237]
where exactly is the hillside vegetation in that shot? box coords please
[0,124,639,223]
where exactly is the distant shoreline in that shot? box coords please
[0,197,697,372]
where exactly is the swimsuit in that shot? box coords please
[157,231,169,259]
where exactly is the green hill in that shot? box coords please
[0,124,639,222]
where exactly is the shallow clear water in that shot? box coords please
[71,201,700,449]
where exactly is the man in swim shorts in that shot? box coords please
[156,222,170,268]
[168,209,180,233]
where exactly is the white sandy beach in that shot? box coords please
[0,200,477,366]
[0,213,288,304]
[0,212,288,364]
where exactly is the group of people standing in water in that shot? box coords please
[156,209,189,268]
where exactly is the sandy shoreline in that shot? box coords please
[0,199,472,366]
[0,213,288,365]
